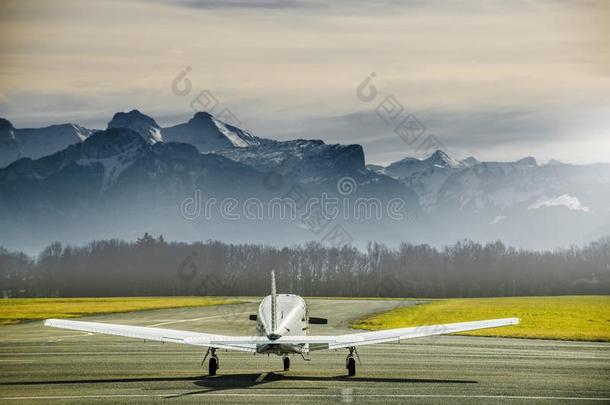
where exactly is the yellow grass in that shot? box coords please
[0,297,242,325]
[352,296,610,342]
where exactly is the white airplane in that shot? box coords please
[45,271,519,376]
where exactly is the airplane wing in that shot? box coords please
[46,317,519,353]
[305,317,520,350]
[44,319,256,352]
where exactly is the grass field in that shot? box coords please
[0,297,242,325]
[2,295,609,342]
[352,295,610,342]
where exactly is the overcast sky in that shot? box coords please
[1,0,609,165]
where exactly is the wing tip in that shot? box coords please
[44,318,63,326]
[503,317,520,326]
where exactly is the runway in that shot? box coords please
[1,299,609,404]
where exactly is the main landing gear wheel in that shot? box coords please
[283,355,290,371]
[209,355,219,376]
[346,346,358,376]
[346,356,356,376]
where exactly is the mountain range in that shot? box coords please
[0,109,266,168]
[0,118,94,168]
[1,110,608,253]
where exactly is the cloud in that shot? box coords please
[490,215,506,225]
[161,0,325,10]
[155,0,600,13]
[528,194,590,212]
[0,0,609,165]
[264,103,610,165]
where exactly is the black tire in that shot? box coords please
[347,356,356,376]
[283,356,290,371]
[209,356,218,376]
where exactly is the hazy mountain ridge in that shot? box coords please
[0,123,417,253]
[0,118,95,168]
[108,109,271,151]
[371,152,610,249]
[1,110,608,252]
[0,128,265,211]
[0,110,269,168]
[373,152,610,214]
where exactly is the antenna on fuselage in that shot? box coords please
[270,270,277,334]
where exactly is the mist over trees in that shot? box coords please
[1,235,609,298]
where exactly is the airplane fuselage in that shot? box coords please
[256,294,307,354]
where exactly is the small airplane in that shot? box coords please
[45,271,519,376]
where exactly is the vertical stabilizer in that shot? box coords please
[270,270,277,334]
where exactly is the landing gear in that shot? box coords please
[209,354,219,376]
[346,356,356,376]
[203,347,219,376]
[283,355,290,371]
[346,346,357,376]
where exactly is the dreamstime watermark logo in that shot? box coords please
[179,177,416,248]
[179,181,410,222]
[171,66,244,128]
[356,72,446,157]
[337,176,357,196]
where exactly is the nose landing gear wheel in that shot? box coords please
[283,355,290,371]
[346,356,356,376]
[209,355,219,376]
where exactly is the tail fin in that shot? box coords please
[271,270,277,334]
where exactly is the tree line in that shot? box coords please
[1,234,609,298]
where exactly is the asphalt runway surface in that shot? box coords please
[1,298,609,404]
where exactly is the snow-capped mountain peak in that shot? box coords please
[368,150,467,210]
[162,111,266,153]
[0,119,95,168]
[384,149,463,179]
[107,109,162,144]
[428,149,464,168]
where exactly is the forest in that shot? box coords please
[1,234,609,298]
